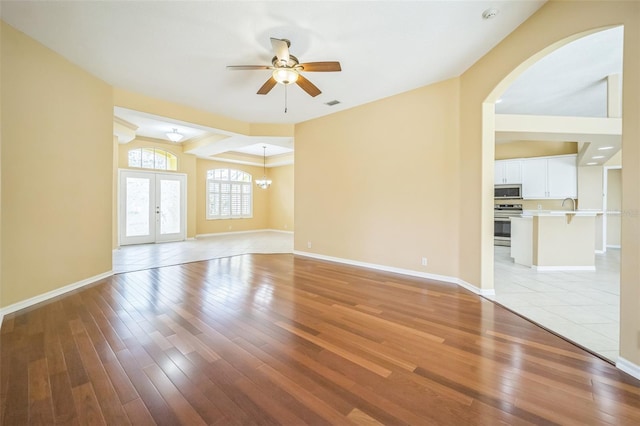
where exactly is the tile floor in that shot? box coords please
[488,245,620,362]
[113,231,294,274]
[114,231,620,362]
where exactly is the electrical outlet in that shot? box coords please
[228,225,232,230]
[537,204,542,210]
[421,257,428,266]
[307,241,312,249]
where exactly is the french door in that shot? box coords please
[119,170,186,245]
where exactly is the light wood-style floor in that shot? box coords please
[2,254,640,425]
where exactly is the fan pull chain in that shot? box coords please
[284,84,288,113]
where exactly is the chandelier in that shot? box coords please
[255,146,272,189]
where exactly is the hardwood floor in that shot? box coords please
[2,254,640,425]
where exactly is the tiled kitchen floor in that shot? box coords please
[488,245,620,362]
[113,231,294,273]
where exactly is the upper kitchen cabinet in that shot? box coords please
[522,155,577,199]
[494,160,522,185]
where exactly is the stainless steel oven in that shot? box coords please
[494,204,523,246]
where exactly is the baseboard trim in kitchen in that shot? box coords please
[533,265,596,272]
[0,270,114,326]
[616,357,640,381]
[293,250,495,297]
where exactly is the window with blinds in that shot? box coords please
[206,169,253,219]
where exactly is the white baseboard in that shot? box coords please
[265,229,294,234]
[0,270,113,326]
[196,228,291,239]
[607,245,621,249]
[533,265,596,272]
[293,250,495,297]
[595,250,605,254]
[616,357,640,381]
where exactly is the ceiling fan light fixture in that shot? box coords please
[273,68,298,85]
[166,128,184,142]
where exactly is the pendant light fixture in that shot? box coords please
[255,146,272,189]
[166,128,184,142]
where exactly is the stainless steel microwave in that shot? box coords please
[494,184,522,199]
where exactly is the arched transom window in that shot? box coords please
[206,169,253,219]
[128,148,178,171]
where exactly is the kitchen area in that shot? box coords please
[487,25,624,363]
[489,146,622,361]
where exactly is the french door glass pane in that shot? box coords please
[126,177,150,237]
[160,179,181,235]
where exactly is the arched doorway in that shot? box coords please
[483,27,622,362]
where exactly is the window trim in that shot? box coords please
[206,168,253,220]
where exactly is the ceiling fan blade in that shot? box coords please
[296,74,322,97]
[257,77,277,95]
[270,37,290,64]
[227,65,272,70]
[299,62,342,72]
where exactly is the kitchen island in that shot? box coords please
[511,211,598,271]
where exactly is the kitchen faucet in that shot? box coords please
[562,197,576,211]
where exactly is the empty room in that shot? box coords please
[2,1,640,424]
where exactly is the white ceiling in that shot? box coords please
[2,1,624,166]
[1,0,545,124]
[496,26,623,117]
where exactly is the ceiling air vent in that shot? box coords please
[325,100,341,106]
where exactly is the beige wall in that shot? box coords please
[295,78,460,277]
[606,150,622,166]
[195,159,269,235]
[495,141,577,160]
[578,165,604,210]
[117,138,198,239]
[113,136,119,248]
[606,168,622,247]
[268,164,294,231]
[1,22,113,308]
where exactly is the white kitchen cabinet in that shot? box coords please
[547,156,578,198]
[521,155,577,199]
[522,158,548,199]
[494,160,522,184]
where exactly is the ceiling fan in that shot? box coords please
[227,38,341,97]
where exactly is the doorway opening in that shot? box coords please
[486,26,623,362]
